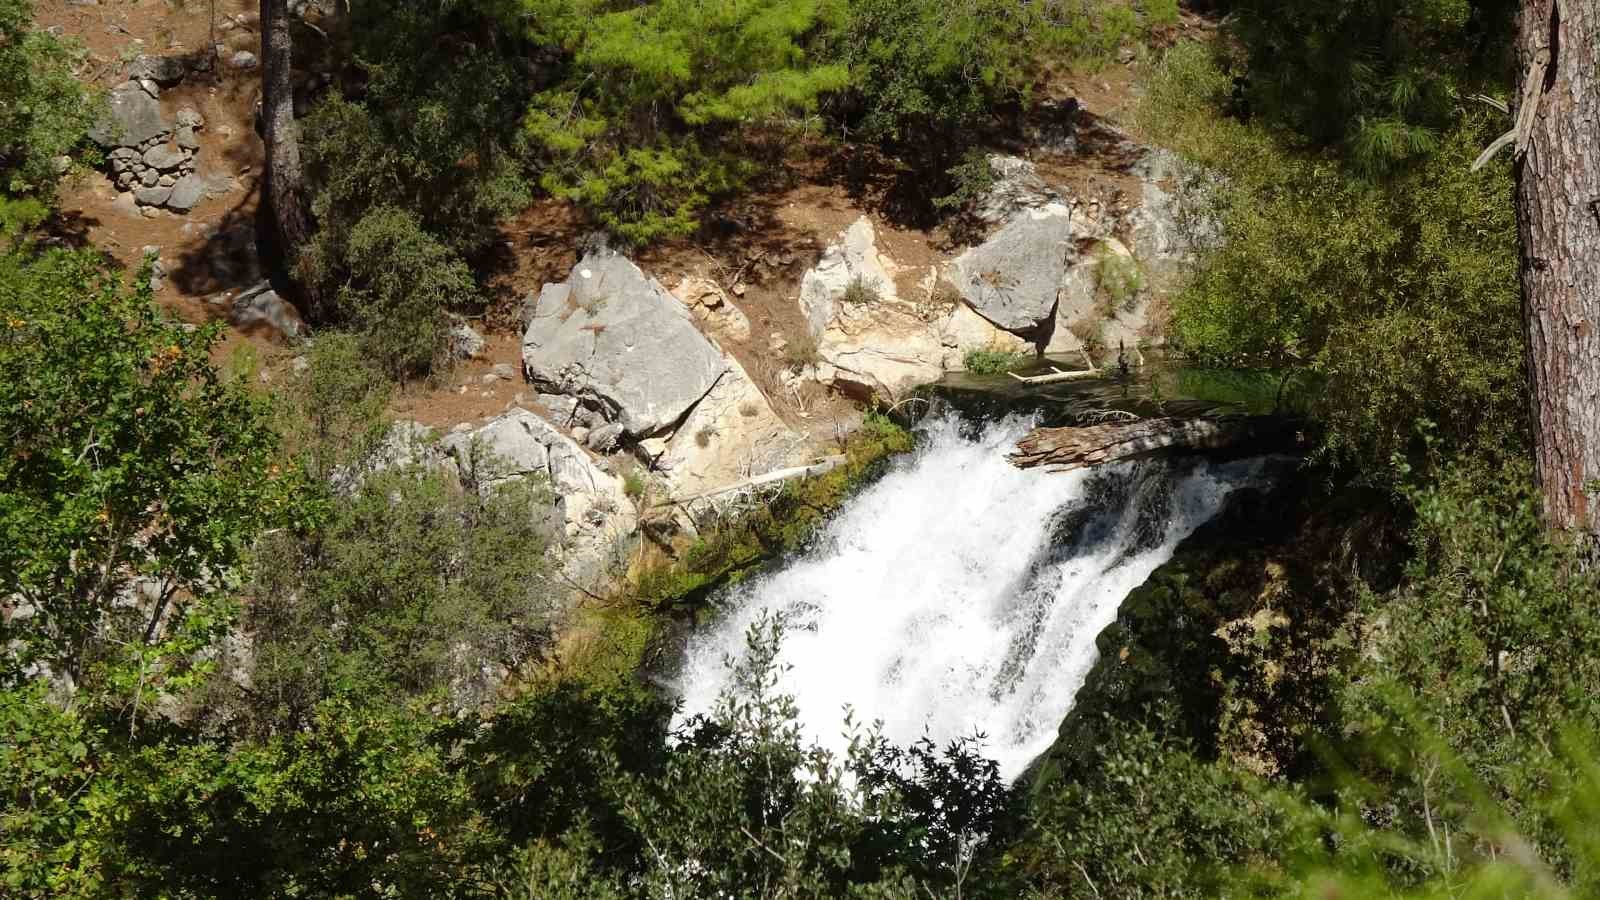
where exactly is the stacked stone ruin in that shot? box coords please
[89,56,212,217]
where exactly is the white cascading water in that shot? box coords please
[674,414,1270,783]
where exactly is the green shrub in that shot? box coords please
[0,0,99,236]
[520,0,847,244]
[1142,42,1524,471]
[963,346,1031,375]
[1094,244,1144,313]
[278,330,393,483]
[245,464,555,729]
[337,207,477,381]
[1144,0,1181,29]
[0,250,288,688]
[297,2,533,373]
[784,331,822,370]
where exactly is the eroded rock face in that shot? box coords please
[798,217,897,339]
[656,356,804,499]
[1126,149,1218,294]
[522,251,727,437]
[976,155,1061,226]
[441,409,637,591]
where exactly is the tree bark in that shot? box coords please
[1516,0,1600,534]
[261,0,316,312]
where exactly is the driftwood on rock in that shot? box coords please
[1007,365,1100,385]
[1010,416,1290,472]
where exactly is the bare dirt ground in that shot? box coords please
[37,0,1167,436]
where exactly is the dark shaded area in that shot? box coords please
[1024,469,1405,796]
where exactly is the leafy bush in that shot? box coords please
[276,330,393,485]
[622,469,645,500]
[1142,42,1524,471]
[1019,716,1306,897]
[0,0,98,235]
[336,207,477,380]
[963,346,1031,375]
[0,250,289,688]
[298,1,534,375]
[244,463,556,729]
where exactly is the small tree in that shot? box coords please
[0,251,290,688]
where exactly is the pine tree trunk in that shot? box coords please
[1516,0,1600,534]
[260,0,315,310]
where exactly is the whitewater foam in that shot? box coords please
[674,414,1266,783]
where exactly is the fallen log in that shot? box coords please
[1007,366,1101,385]
[1007,348,1103,384]
[1009,416,1295,471]
[666,455,848,506]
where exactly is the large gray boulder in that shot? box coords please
[522,251,727,437]
[227,281,303,340]
[89,82,170,149]
[950,202,1077,334]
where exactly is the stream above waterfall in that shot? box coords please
[673,410,1281,783]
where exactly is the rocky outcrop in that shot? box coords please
[796,217,1031,399]
[373,412,637,594]
[456,409,635,591]
[523,251,726,437]
[89,81,170,149]
[525,253,808,500]
[655,357,807,498]
[975,154,1062,226]
[799,217,898,339]
[1126,149,1219,294]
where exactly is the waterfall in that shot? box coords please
[674,414,1271,783]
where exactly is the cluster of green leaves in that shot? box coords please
[1217,0,1516,174]
[963,346,1032,375]
[298,0,534,377]
[0,250,291,689]
[0,0,98,236]
[519,0,848,244]
[1142,41,1525,471]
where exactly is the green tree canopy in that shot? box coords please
[0,250,291,688]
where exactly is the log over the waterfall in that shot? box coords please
[1009,416,1297,471]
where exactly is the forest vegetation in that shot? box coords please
[4,0,1600,896]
